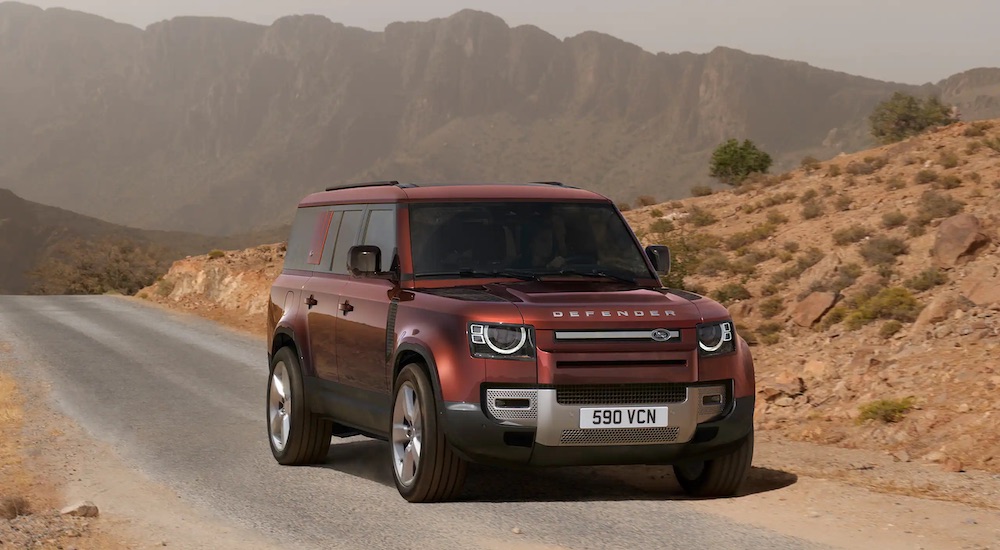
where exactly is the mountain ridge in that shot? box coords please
[2,2,999,235]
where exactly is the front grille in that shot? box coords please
[560,426,681,445]
[555,383,687,405]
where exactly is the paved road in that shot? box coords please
[0,296,820,550]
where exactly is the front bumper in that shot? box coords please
[441,385,754,467]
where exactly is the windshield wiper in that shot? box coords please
[416,269,540,281]
[546,268,638,285]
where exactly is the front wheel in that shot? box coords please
[267,346,332,465]
[673,430,754,497]
[390,364,467,502]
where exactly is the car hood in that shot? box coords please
[422,281,715,329]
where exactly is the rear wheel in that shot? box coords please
[673,429,754,497]
[267,346,332,465]
[390,364,467,502]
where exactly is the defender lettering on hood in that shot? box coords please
[552,309,677,318]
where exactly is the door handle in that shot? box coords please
[339,300,354,314]
[305,294,318,308]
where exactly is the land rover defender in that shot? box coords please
[266,181,756,502]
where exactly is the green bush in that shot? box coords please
[766,209,789,225]
[844,287,923,329]
[905,268,948,292]
[858,397,914,423]
[724,222,777,250]
[756,321,783,345]
[650,219,675,235]
[859,236,909,266]
[832,226,870,246]
[709,138,774,185]
[649,208,664,217]
[869,92,957,144]
[208,249,226,260]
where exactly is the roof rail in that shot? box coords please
[529,181,565,186]
[324,180,409,192]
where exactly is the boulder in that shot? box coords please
[792,292,837,327]
[960,264,1000,307]
[933,214,991,267]
[799,253,842,292]
[914,291,971,328]
[60,501,99,518]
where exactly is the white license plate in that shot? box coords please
[579,407,669,429]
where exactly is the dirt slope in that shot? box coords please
[140,120,1000,474]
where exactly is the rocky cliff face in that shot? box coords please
[4,2,999,235]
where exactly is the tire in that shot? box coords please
[267,346,333,465]
[390,363,467,502]
[673,429,754,498]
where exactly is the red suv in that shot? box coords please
[266,181,756,502]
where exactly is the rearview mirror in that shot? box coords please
[645,245,671,275]
[348,245,381,276]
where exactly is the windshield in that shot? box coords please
[408,201,654,281]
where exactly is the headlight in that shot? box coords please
[697,320,735,357]
[469,323,535,360]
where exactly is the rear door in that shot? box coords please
[306,206,365,382]
[336,204,397,431]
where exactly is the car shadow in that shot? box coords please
[315,438,797,503]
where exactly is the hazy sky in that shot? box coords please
[24,0,1000,84]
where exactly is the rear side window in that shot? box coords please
[362,208,396,271]
[284,207,327,272]
[330,209,364,274]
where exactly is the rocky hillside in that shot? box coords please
[0,188,286,294]
[141,120,1000,473]
[3,2,1000,235]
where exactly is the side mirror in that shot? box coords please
[645,245,671,275]
[348,245,381,276]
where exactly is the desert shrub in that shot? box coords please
[649,208,664,217]
[866,156,890,170]
[696,252,732,276]
[827,164,842,177]
[935,174,962,189]
[690,185,714,197]
[915,169,938,184]
[617,202,632,212]
[687,206,718,227]
[984,137,1000,152]
[636,195,657,207]
[869,92,957,144]
[709,138,773,185]
[724,222,777,250]
[208,249,225,259]
[845,160,875,175]
[886,175,906,190]
[858,397,915,423]
[26,237,168,296]
[655,232,722,290]
[906,222,925,237]
[156,279,176,297]
[938,150,960,169]
[881,210,908,228]
[844,175,857,187]
[799,189,819,203]
[801,156,821,173]
[759,296,785,319]
[914,190,964,225]
[811,262,863,295]
[801,200,824,220]
[966,141,983,155]
[820,183,835,196]
[783,241,800,253]
[963,121,992,137]
[758,191,797,209]
[844,286,922,329]
[766,209,789,225]
[879,320,904,339]
[833,194,853,211]
[760,283,780,297]
[905,268,948,292]
[797,247,826,271]
[968,172,982,184]
[756,321,783,345]
[650,219,675,235]
[711,283,751,304]
[859,236,909,266]
[832,226,870,246]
